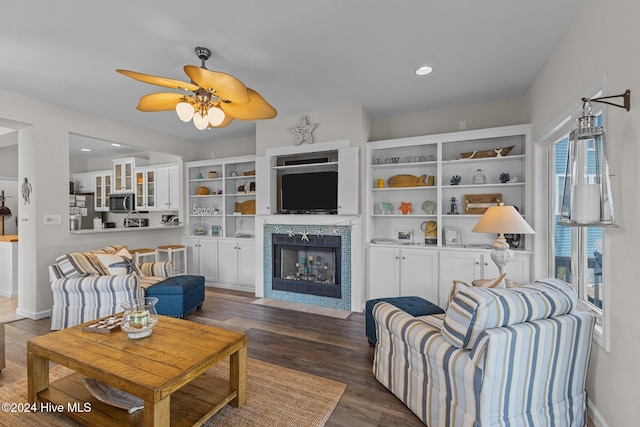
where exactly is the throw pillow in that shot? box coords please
[55,252,108,278]
[442,277,577,349]
[95,248,141,276]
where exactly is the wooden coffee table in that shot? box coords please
[27,315,246,427]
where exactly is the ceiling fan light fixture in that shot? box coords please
[193,111,210,130]
[118,46,277,131]
[208,107,226,127]
[176,100,195,122]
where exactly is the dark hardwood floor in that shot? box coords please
[1,288,596,427]
[1,287,424,426]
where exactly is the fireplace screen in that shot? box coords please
[272,234,341,298]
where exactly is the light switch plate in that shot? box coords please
[44,214,62,225]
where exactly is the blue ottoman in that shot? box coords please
[146,275,205,318]
[365,296,444,345]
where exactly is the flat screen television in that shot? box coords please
[280,171,338,213]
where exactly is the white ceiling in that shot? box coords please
[0,1,582,145]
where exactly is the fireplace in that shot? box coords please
[272,234,341,298]
[261,222,356,311]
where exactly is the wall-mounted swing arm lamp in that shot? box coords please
[558,89,631,228]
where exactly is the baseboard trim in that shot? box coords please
[588,399,609,427]
[15,307,51,321]
[205,281,255,293]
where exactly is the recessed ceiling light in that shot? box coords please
[111,143,121,147]
[415,65,434,76]
[81,148,91,152]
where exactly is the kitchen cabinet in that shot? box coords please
[218,239,255,288]
[156,164,180,211]
[134,167,156,210]
[72,172,96,193]
[367,246,438,302]
[93,170,112,211]
[181,237,219,282]
[438,249,530,308]
[113,157,148,193]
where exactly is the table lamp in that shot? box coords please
[472,203,534,285]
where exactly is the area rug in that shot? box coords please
[0,357,346,427]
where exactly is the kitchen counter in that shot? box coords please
[70,225,183,234]
[0,235,18,242]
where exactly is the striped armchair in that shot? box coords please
[373,278,595,427]
[49,245,172,330]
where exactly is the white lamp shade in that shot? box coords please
[176,101,195,122]
[192,111,210,130]
[472,205,535,234]
[208,107,226,127]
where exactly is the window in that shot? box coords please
[546,111,609,350]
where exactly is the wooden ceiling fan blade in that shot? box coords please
[137,93,186,112]
[117,69,199,92]
[184,65,251,104]
[220,88,277,120]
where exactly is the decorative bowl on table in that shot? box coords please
[121,297,158,339]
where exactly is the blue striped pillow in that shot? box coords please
[441,278,577,349]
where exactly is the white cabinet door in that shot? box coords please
[168,165,180,210]
[198,239,219,282]
[218,239,239,284]
[156,166,170,210]
[438,251,481,308]
[73,172,95,193]
[237,240,255,286]
[483,252,531,285]
[255,156,273,215]
[400,248,438,303]
[181,237,200,276]
[156,164,180,211]
[367,246,400,299]
[337,146,359,215]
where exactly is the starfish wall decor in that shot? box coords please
[289,115,317,145]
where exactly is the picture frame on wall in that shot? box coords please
[396,228,414,244]
[211,225,222,236]
[444,227,462,246]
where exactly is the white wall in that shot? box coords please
[0,90,201,320]
[525,0,640,425]
[198,135,256,160]
[370,97,527,141]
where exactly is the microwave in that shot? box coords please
[109,193,135,213]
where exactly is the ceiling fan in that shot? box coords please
[116,47,277,130]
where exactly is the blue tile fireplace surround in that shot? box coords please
[263,224,352,310]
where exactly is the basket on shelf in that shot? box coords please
[196,186,210,195]
[460,145,515,159]
[207,171,218,178]
[243,170,256,176]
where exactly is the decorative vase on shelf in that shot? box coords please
[472,169,486,184]
[121,297,158,339]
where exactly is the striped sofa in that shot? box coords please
[373,278,595,426]
[49,245,173,330]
